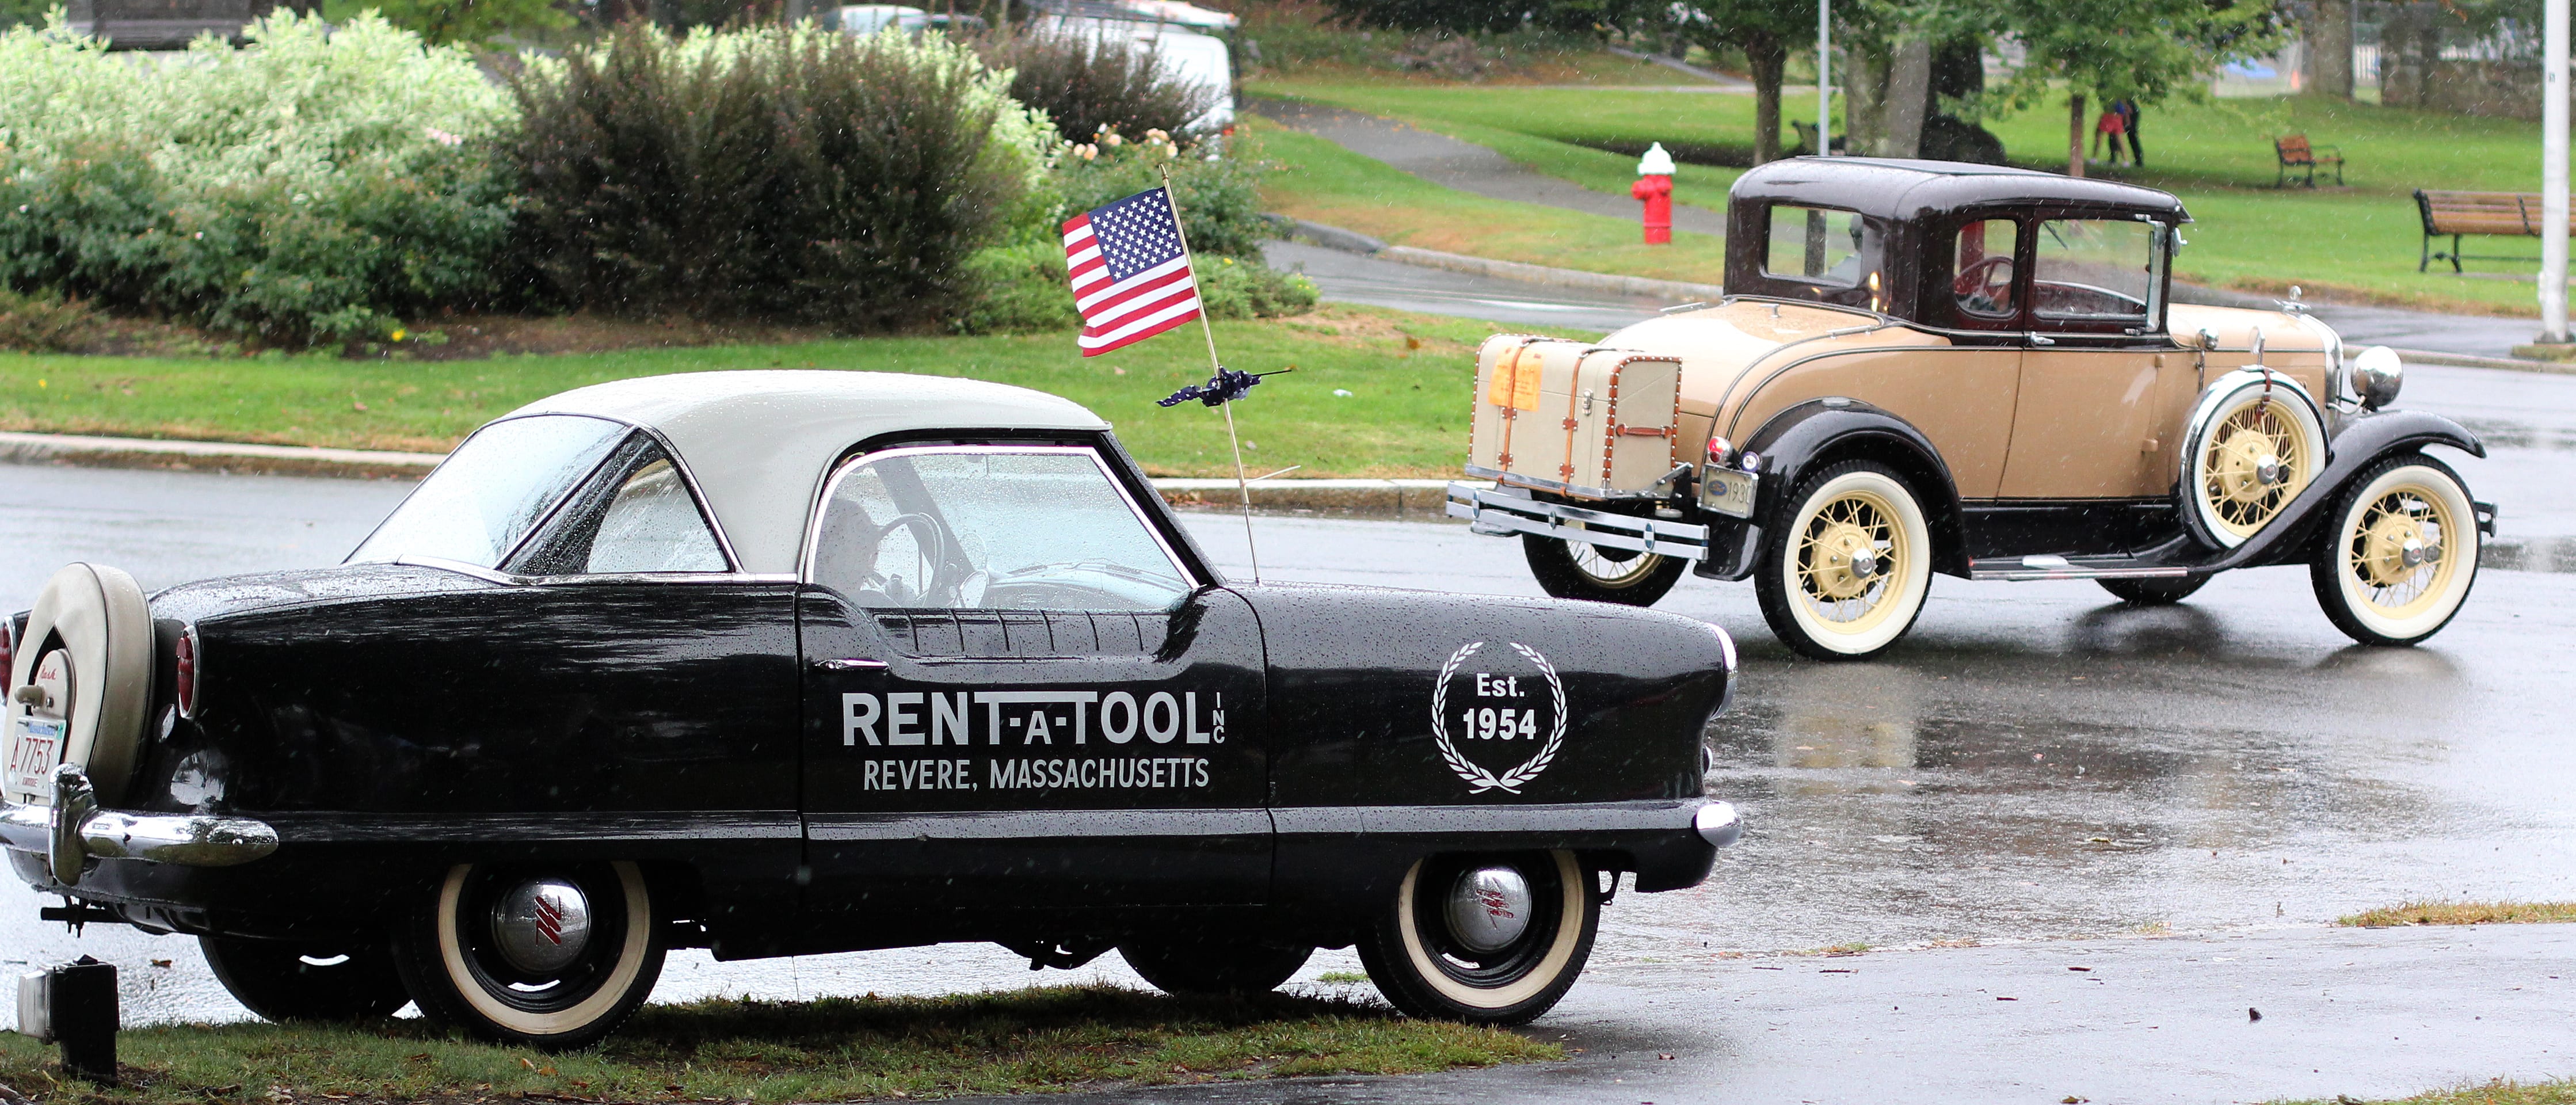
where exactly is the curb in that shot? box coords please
[1276,216,1726,304]
[0,431,1476,517]
[2392,347,2576,375]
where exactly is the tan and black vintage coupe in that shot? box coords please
[1450,157,2494,659]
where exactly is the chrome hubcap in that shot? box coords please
[1445,866,1534,953]
[2256,455,2285,486]
[489,878,592,974]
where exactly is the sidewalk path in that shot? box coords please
[1248,98,1731,238]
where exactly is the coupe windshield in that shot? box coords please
[349,414,627,569]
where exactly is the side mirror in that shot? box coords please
[2350,346,2404,410]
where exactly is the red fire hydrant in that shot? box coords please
[1632,142,1676,245]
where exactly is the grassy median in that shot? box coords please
[0,985,1560,1104]
[2277,1080,2576,1105]
[2339,901,2576,927]
[0,306,1596,478]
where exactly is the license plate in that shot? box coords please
[9,719,62,801]
[1701,467,1757,519]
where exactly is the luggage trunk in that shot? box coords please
[1466,335,1682,499]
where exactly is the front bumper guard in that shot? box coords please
[1693,801,1742,849]
[0,764,277,886]
[1447,483,1710,562]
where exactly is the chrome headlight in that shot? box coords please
[2351,346,2404,410]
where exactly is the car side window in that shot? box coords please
[512,437,729,576]
[810,445,1194,613]
[1953,219,2019,319]
[2031,219,2155,323]
[1762,204,1872,287]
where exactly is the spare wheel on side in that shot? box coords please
[5,563,153,807]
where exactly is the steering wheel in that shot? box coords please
[1953,254,2013,297]
[863,512,957,605]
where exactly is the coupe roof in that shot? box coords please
[506,371,1111,575]
[1729,157,2190,223]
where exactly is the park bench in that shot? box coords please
[2274,134,2343,188]
[2413,189,2576,272]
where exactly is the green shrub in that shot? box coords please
[507,24,1054,332]
[0,11,516,342]
[950,241,1081,334]
[0,287,97,350]
[980,30,1218,143]
[1198,253,1317,319]
[1053,127,1278,258]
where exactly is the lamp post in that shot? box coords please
[2544,0,2569,343]
[1816,0,1832,155]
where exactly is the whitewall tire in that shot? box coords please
[392,860,665,1050]
[2184,373,2326,548]
[2311,455,2479,646]
[1755,462,1934,661]
[1356,849,1596,1026]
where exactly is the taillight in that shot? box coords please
[174,626,199,718]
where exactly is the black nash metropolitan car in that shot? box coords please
[0,371,1742,1046]
[1449,158,2495,658]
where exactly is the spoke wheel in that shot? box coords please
[1521,528,1685,607]
[391,860,665,1050]
[1755,462,1933,660]
[2312,455,2479,645]
[1357,849,1596,1026]
[2185,378,2325,547]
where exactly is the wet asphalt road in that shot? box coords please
[0,359,2571,1100]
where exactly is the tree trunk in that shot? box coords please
[1750,37,1788,163]
[1845,43,1889,156]
[2306,0,2354,100]
[2067,92,2086,178]
[1882,37,1934,158]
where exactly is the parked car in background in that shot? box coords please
[2,372,1740,1047]
[1449,158,2494,659]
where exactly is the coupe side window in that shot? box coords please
[1953,220,2019,318]
[2031,219,2156,322]
[810,446,1194,612]
[513,437,729,576]
[1762,204,1872,287]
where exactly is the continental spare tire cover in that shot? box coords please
[4,564,152,806]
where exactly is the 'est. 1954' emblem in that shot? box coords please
[1431,641,1566,794]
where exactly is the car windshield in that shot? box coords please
[811,446,1193,612]
[349,414,627,569]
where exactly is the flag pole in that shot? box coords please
[1157,162,1260,584]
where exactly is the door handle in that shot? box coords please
[815,658,888,670]
[2027,333,2057,346]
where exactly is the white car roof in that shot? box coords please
[506,371,1111,576]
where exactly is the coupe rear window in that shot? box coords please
[349,414,626,569]
[1762,204,1873,287]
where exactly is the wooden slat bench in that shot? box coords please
[2274,134,2343,187]
[2414,189,2576,272]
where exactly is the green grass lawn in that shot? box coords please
[1252,120,1729,287]
[0,986,1560,1104]
[2276,1081,2576,1105]
[1250,79,2551,315]
[0,307,1583,478]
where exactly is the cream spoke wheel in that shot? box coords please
[2185,375,2326,548]
[1565,527,1666,588]
[1756,462,1934,661]
[2312,456,2480,646]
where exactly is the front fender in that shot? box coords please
[2205,407,2487,571]
[1739,400,1970,576]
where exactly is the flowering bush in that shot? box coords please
[508,23,1055,330]
[1053,125,1276,258]
[0,11,516,341]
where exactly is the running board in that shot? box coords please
[1447,483,1709,562]
[1968,554,2196,582]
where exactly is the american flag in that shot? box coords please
[1063,187,1201,357]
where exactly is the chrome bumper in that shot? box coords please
[0,765,277,886]
[1693,801,1742,849]
[1446,483,1710,562]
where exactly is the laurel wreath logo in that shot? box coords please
[1430,641,1567,794]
